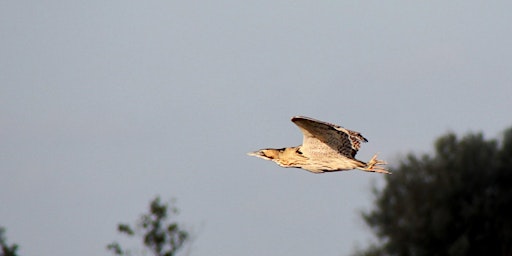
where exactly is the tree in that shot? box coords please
[107,196,189,256]
[355,127,512,256]
[0,227,19,256]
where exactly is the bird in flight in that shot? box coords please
[248,116,389,174]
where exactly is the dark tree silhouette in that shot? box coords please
[107,196,189,256]
[0,227,19,256]
[355,127,512,256]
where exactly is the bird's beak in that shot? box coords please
[248,150,271,159]
[247,151,263,157]
[247,150,274,161]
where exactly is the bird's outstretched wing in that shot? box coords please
[291,116,368,158]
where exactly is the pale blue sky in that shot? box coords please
[1,1,511,256]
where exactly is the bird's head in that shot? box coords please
[247,148,285,161]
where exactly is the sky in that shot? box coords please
[1,1,511,256]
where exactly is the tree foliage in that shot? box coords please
[107,196,189,256]
[0,227,19,256]
[356,127,512,256]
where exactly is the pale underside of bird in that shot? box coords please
[248,116,389,174]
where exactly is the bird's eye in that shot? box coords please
[296,149,303,155]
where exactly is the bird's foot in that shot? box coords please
[360,153,390,174]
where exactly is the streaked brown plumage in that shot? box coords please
[248,116,389,174]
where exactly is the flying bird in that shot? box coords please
[248,116,389,174]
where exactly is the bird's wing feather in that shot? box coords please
[291,116,368,158]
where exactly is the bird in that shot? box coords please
[248,116,389,174]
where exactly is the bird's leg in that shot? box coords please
[359,153,390,174]
[367,153,388,167]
